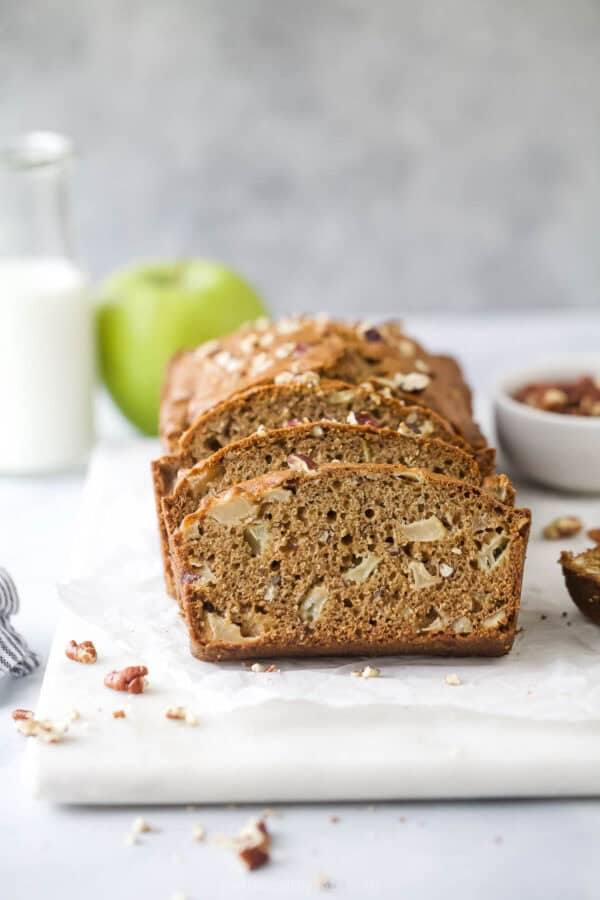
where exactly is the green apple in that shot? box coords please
[97,261,268,435]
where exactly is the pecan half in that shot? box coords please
[65,639,98,664]
[104,666,148,694]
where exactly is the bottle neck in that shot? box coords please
[0,132,74,261]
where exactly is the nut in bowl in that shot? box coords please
[494,356,600,493]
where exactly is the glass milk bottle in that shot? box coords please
[0,132,94,473]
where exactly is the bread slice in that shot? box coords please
[560,546,600,624]
[161,422,483,597]
[172,464,531,661]
[154,377,485,513]
[159,316,487,455]
[177,377,482,460]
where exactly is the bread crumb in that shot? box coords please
[165,706,199,726]
[329,815,340,824]
[445,673,462,686]
[132,816,154,834]
[124,833,138,847]
[192,824,205,842]
[352,665,380,679]
[316,873,335,890]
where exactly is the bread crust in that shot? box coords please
[189,633,515,661]
[159,317,488,454]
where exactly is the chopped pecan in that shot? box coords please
[240,845,270,870]
[347,411,380,427]
[112,709,126,719]
[542,516,583,540]
[394,372,430,392]
[587,528,600,544]
[14,716,66,743]
[286,452,317,473]
[65,639,98,664]
[514,375,600,416]
[362,327,383,342]
[237,819,271,870]
[104,665,148,694]
[11,708,33,721]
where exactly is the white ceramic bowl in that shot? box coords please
[494,356,600,494]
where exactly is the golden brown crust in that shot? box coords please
[175,464,530,661]
[561,548,600,625]
[159,317,488,454]
[189,633,515,661]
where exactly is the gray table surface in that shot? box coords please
[2,312,600,900]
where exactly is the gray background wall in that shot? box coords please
[1,0,599,316]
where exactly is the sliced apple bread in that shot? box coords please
[172,464,531,661]
[161,422,483,597]
[160,316,488,455]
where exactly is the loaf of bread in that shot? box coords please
[159,316,488,455]
[171,464,530,661]
[159,421,483,598]
[561,547,600,624]
[153,314,529,661]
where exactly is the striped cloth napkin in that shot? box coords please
[0,568,39,677]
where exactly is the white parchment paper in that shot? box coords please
[60,441,600,721]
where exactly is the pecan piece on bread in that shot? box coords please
[66,639,98,664]
[104,666,148,694]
